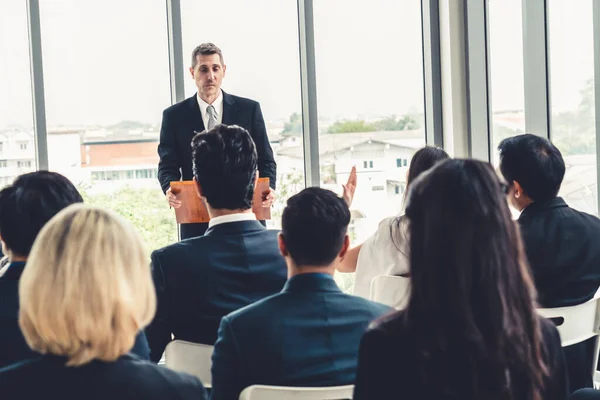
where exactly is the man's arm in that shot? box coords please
[210,316,245,400]
[158,109,182,194]
[250,102,277,190]
[145,251,173,363]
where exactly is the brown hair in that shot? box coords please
[191,42,224,68]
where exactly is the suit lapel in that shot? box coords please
[222,91,237,126]
[187,94,206,133]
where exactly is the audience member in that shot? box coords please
[146,124,287,361]
[353,159,568,400]
[338,146,449,297]
[499,133,600,389]
[571,389,600,400]
[0,171,150,368]
[210,187,391,400]
[0,205,206,400]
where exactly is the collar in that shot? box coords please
[197,90,223,117]
[208,212,256,229]
[282,273,341,294]
[0,261,27,281]
[519,197,568,219]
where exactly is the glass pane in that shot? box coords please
[314,0,426,242]
[40,0,175,252]
[181,0,305,229]
[0,1,36,188]
[548,0,597,215]
[489,0,526,164]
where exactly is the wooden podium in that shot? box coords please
[170,178,271,223]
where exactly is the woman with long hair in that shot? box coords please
[353,159,567,400]
[339,146,450,298]
[0,205,206,400]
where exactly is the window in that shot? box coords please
[40,0,174,252]
[403,159,408,167]
[181,0,305,230]
[0,2,35,188]
[314,0,426,249]
[489,0,526,162]
[395,185,400,195]
[17,160,32,168]
[548,0,596,214]
[18,142,27,151]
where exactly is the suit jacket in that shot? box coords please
[0,262,151,369]
[157,91,276,194]
[518,197,600,308]
[0,353,206,400]
[209,273,392,400]
[353,313,568,400]
[145,220,287,362]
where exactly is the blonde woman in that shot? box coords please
[0,205,206,400]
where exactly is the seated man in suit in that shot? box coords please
[498,134,600,390]
[0,171,151,368]
[210,187,392,400]
[145,124,287,362]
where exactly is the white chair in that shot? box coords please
[369,275,410,309]
[239,384,354,400]
[164,340,214,388]
[537,297,600,385]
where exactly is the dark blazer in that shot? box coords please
[157,91,276,191]
[0,262,151,369]
[209,273,392,400]
[519,197,600,391]
[353,313,568,400]
[571,389,600,400]
[0,353,206,400]
[518,197,600,308]
[145,220,287,362]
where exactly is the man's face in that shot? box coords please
[189,53,226,101]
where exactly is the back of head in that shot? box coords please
[0,171,83,257]
[282,187,350,267]
[19,204,156,366]
[192,124,257,210]
[406,146,450,187]
[498,134,565,202]
[404,159,547,399]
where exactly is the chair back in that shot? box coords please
[369,275,410,309]
[538,297,600,380]
[239,385,354,400]
[164,340,214,387]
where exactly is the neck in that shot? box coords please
[287,262,336,278]
[207,207,252,219]
[198,90,219,105]
[518,198,534,212]
[9,254,27,263]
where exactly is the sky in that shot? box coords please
[0,0,595,129]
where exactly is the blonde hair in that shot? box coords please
[19,204,156,366]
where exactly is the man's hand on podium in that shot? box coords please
[262,188,276,208]
[166,187,182,208]
[342,165,357,208]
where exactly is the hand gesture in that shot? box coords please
[342,166,357,208]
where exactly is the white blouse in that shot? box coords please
[353,216,410,299]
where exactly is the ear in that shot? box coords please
[193,177,204,198]
[513,180,524,199]
[278,233,288,257]
[222,64,227,77]
[189,66,195,78]
[338,234,350,259]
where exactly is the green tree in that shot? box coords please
[281,112,302,135]
[326,114,421,134]
[327,120,376,134]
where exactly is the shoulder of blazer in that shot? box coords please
[163,94,197,116]
[223,91,258,109]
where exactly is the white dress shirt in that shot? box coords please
[353,216,410,298]
[208,212,256,229]
[197,90,224,130]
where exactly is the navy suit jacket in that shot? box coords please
[0,262,150,369]
[209,273,392,400]
[145,220,287,362]
[157,91,276,194]
[0,353,206,400]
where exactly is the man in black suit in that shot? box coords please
[210,187,391,400]
[0,172,151,368]
[498,133,600,390]
[146,125,287,363]
[158,42,276,239]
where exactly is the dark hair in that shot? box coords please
[0,171,83,257]
[498,134,565,202]
[401,159,548,400]
[281,187,350,267]
[192,124,257,210]
[191,42,224,68]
